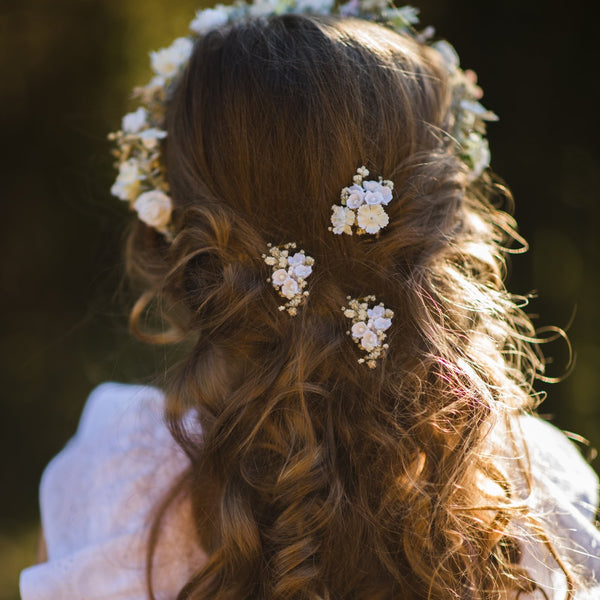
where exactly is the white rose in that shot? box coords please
[111,159,141,201]
[272,269,289,285]
[367,305,385,319]
[150,37,194,79]
[133,190,172,229]
[189,6,230,35]
[138,128,168,149]
[364,190,384,205]
[288,252,305,266]
[122,107,148,133]
[360,329,380,352]
[346,185,365,209]
[330,205,355,235]
[281,277,299,299]
[292,264,312,278]
[373,317,392,331]
[379,184,393,205]
[356,204,389,234]
[351,321,368,339]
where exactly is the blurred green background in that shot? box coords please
[1,0,598,598]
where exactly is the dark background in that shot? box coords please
[1,0,598,597]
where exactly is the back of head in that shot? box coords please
[125,13,545,600]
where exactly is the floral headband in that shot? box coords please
[108,0,497,239]
[110,1,497,367]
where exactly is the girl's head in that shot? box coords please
[121,12,556,600]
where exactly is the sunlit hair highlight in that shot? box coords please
[125,14,573,600]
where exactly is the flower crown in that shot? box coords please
[109,1,497,239]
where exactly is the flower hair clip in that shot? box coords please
[342,295,393,368]
[329,166,394,236]
[262,243,314,316]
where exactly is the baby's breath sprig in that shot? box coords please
[342,295,393,368]
[262,243,314,316]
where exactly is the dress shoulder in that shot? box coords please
[502,414,600,598]
[20,382,206,600]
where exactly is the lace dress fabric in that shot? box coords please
[20,383,600,599]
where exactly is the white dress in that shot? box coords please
[20,383,600,599]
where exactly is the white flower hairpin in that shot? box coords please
[342,295,393,368]
[329,166,394,236]
[262,243,314,315]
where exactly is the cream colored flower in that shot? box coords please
[361,329,380,352]
[133,190,172,229]
[272,269,289,286]
[357,204,389,234]
[351,322,368,339]
[189,6,230,35]
[281,277,299,299]
[111,159,141,201]
[150,37,194,79]
[331,205,355,235]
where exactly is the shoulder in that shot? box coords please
[518,414,599,520]
[499,414,600,597]
[20,382,205,600]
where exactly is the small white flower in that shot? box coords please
[367,305,385,319]
[292,264,312,278]
[189,6,230,35]
[272,269,289,285]
[122,107,148,133]
[360,329,380,352]
[373,317,392,331]
[364,190,384,205]
[281,277,299,299]
[356,166,369,178]
[345,185,365,209]
[138,128,168,149]
[150,37,194,79]
[133,190,172,229]
[111,159,142,201]
[331,205,355,235]
[351,322,368,339]
[357,204,389,234]
[288,252,305,266]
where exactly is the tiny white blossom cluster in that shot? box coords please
[342,296,393,368]
[330,166,394,236]
[262,243,315,316]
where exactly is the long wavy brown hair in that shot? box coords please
[125,14,573,600]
